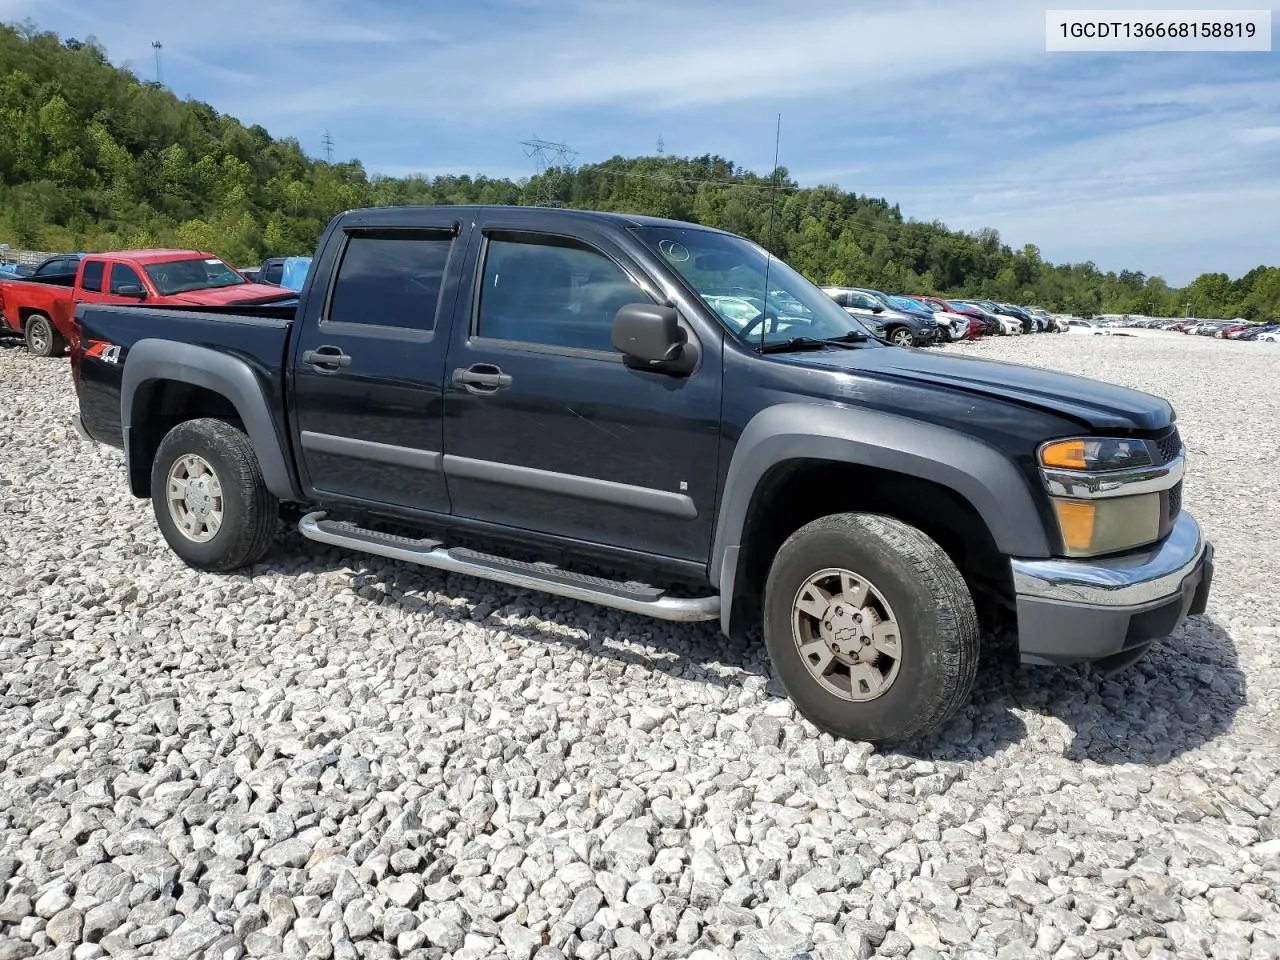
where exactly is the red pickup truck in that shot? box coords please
[0,249,296,356]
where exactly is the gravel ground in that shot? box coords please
[1,333,1278,960]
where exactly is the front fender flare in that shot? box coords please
[120,339,299,500]
[709,403,1051,634]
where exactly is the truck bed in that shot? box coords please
[74,302,297,449]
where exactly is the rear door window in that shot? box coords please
[325,232,456,333]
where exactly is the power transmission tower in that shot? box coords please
[656,134,665,156]
[322,130,335,164]
[520,136,576,206]
[151,41,163,85]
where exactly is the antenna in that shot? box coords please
[656,134,665,156]
[151,41,163,85]
[759,113,782,352]
[520,136,577,206]
[322,130,335,164]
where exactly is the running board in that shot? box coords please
[298,512,721,622]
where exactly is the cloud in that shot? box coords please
[5,0,1279,282]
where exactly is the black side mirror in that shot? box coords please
[871,304,884,314]
[611,302,696,375]
[115,284,146,300]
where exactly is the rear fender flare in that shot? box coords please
[120,339,299,500]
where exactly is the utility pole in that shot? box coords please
[151,41,163,85]
[520,136,577,206]
[322,130,335,164]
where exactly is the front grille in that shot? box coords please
[1168,480,1182,520]
[1155,427,1183,464]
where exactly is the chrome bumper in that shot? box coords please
[1009,512,1213,665]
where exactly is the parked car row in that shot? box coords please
[1115,316,1280,342]
[820,287,1069,345]
[0,249,298,356]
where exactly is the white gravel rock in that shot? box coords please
[2,335,1279,958]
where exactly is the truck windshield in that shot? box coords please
[635,226,879,348]
[143,257,247,295]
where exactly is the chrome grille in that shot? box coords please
[1155,428,1183,464]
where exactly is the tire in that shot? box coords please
[24,313,65,357]
[887,326,914,348]
[762,512,980,746]
[150,418,279,572]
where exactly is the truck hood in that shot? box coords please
[781,346,1174,431]
[166,283,298,306]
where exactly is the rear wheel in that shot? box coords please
[24,313,64,357]
[762,513,980,745]
[151,418,278,571]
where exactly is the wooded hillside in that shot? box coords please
[1,21,1276,320]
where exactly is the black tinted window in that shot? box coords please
[262,262,283,284]
[80,260,105,292]
[476,237,652,351]
[327,234,453,331]
[110,264,143,294]
[35,258,69,276]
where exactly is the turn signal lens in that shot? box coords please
[1039,437,1154,472]
[1040,439,1088,470]
[1053,500,1096,552]
[1051,493,1162,557]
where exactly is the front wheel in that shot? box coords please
[762,513,980,746]
[24,313,65,357]
[887,326,914,348]
[151,418,279,572]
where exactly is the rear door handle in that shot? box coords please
[302,346,352,371]
[452,363,512,395]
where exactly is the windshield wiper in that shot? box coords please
[757,337,832,353]
[758,332,870,353]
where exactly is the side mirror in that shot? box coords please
[116,284,146,300]
[871,304,884,314]
[611,302,696,375]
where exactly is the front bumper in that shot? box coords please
[1009,512,1213,667]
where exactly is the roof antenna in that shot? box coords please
[759,113,781,352]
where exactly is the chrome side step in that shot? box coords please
[298,511,721,622]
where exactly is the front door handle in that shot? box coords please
[302,346,352,371]
[452,363,513,395]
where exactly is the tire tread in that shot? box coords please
[764,511,980,746]
[151,418,278,572]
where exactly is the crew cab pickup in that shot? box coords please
[0,248,294,357]
[69,206,1214,744]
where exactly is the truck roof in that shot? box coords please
[86,249,220,264]
[339,205,733,234]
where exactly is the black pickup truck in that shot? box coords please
[70,205,1213,745]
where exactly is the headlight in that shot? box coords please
[1037,435,1181,557]
[1039,437,1152,472]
